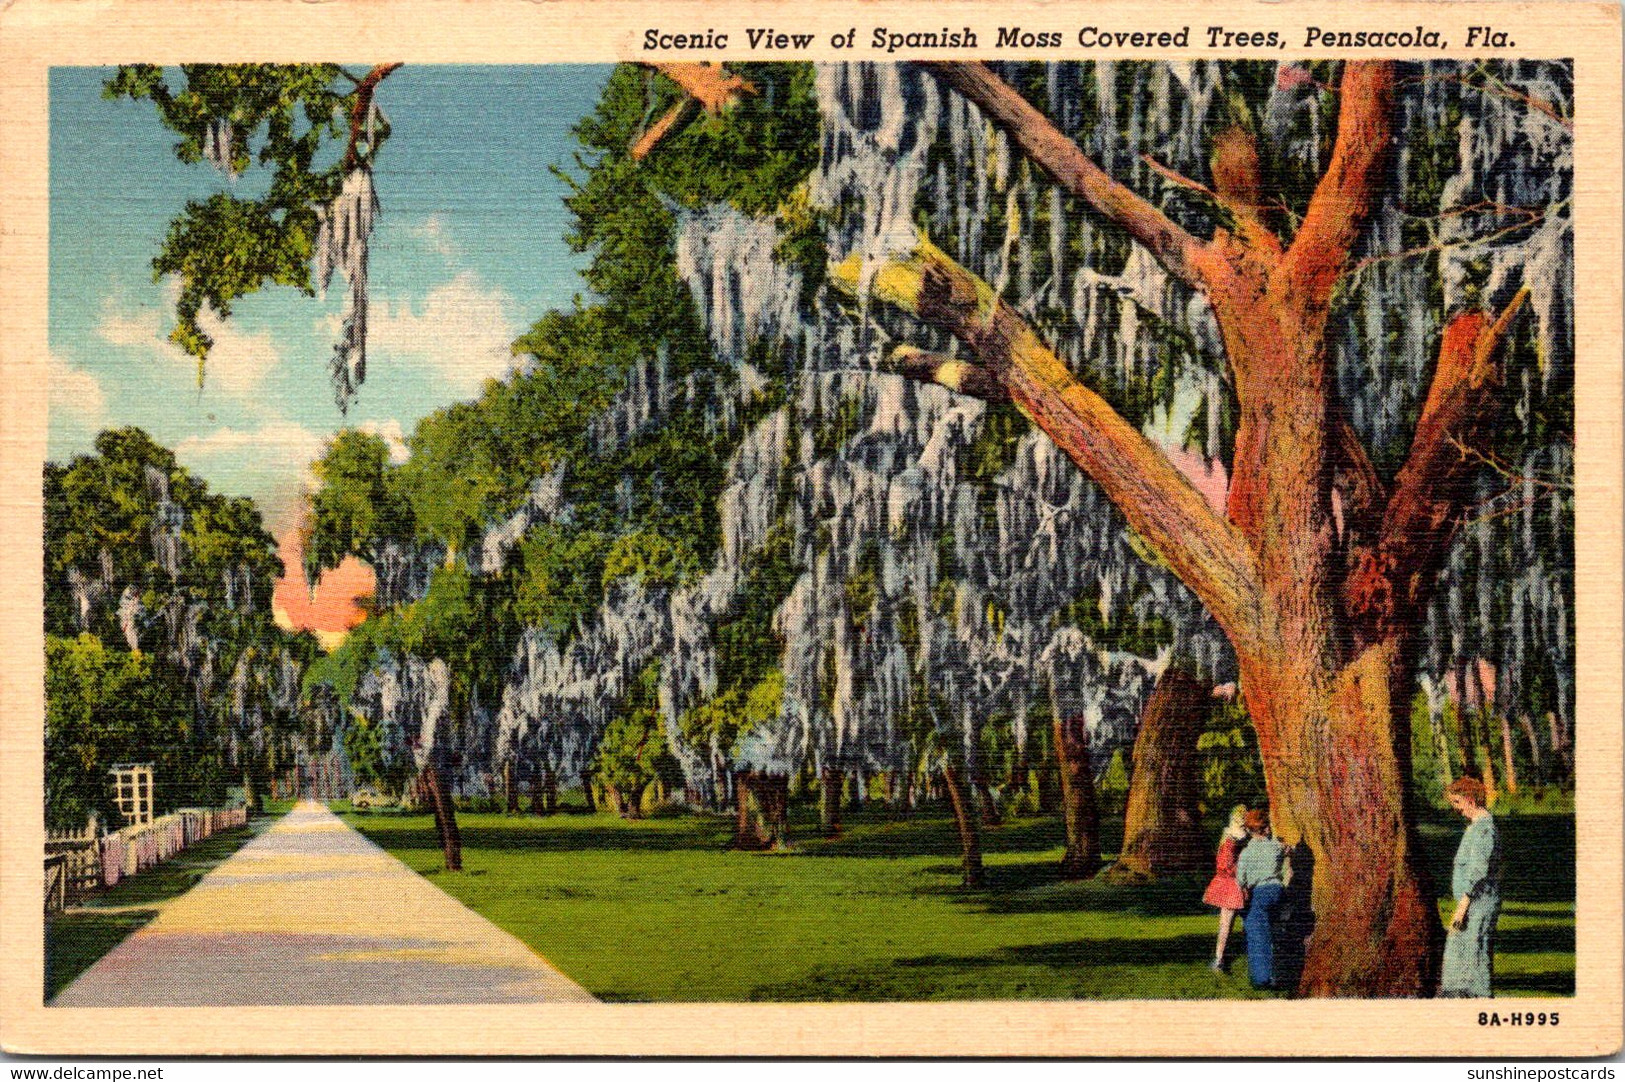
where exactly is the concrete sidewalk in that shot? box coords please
[51,801,596,1006]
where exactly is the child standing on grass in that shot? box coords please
[1234,807,1288,990]
[1202,805,1249,971]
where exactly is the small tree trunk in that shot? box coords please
[579,770,597,812]
[243,765,262,815]
[731,770,766,849]
[744,773,790,848]
[1052,710,1102,879]
[819,766,843,837]
[975,775,1002,826]
[1113,667,1210,878]
[420,764,462,871]
[941,761,984,887]
[1546,711,1572,780]
[1431,696,1454,792]
[504,761,519,814]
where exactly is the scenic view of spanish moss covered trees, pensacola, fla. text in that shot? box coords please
[43,58,1573,1005]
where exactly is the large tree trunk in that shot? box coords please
[1052,711,1102,880]
[749,773,790,849]
[1113,668,1209,878]
[828,61,1531,997]
[420,764,462,871]
[1243,641,1442,997]
[941,761,984,887]
[731,770,769,850]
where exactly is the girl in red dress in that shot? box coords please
[1202,805,1249,971]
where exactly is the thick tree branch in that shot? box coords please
[1281,62,1396,306]
[1343,289,1529,637]
[341,63,402,172]
[632,63,758,158]
[919,62,1209,290]
[831,240,1265,650]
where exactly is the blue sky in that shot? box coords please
[49,65,612,534]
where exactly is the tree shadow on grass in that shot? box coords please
[353,820,735,857]
[743,933,1258,1001]
[917,864,1215,921]
[1415,810,1575,904]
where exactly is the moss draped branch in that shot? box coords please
[830,240,1265,650]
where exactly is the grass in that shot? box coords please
[343,801,1574,1002]
[44,810,283,1001]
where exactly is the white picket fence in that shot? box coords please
[44,805,249,914]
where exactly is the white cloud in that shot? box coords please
[407,215,458,259]
[47,352,107,427]
[95,283,283,404]
[173,422,330,532]
[175,422,326,475]
[369,271,521,395]
[359,418,411,464]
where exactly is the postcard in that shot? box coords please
[1,0,1619,1058]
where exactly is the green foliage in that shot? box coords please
[713,522,799,696]
[306,429,414,577]
[152,194,315,364]
[1051,580,1175,659]
[966,401,1028,483]
[511,524,612,643]
[44,634,215,830]
[45,427,283,643]
[602,530,702,590]
[105,65,368,372]
[1097,747,1132,816]
[1196,699,1267,814]
[595,663,683,811]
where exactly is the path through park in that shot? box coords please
[51,801,597,1006]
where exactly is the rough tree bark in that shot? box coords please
[419,764,462,871]
[748,773,791,849]
[731,770,769,849]
[941,760,985,887]
[1052,710,1102,879]
[818,60,1534,996]
[1112,668,1210,879]
[820,765,844,837]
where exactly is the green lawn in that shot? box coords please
[44,811,282,1001]
[344,802,1574,1002]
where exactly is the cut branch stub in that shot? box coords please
[632,63,758,159]
[886,346,1009,403]
[831,239,1265,653]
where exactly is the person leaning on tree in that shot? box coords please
[1441,776,1503,998]
[1233,807,1288,990]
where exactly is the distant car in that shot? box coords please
[350,788,393,811]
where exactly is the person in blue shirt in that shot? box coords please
[1441,776,1502,997]
[1233,807,1288,990]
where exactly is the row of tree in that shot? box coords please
[106,59,1573,997]
[45,429,318,830]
